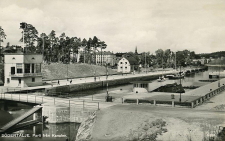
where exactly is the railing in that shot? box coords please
[0,93,100,110]
[9,72,42,77]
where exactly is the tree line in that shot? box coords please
[0,24,203,68]
[1,23,107,64]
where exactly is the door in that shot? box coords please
[32,64,35,73]
[18,79,21,84]
[11,67,15,75]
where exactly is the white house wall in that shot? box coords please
[117,58,131,73]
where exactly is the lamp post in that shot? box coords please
[106,63,109,97]
[67,60,68,81]
[175,51,176,70]
[145,52,147,74]
[218,56,221,87]
[179,65,182,102]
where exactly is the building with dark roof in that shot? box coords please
[117,56,139,73]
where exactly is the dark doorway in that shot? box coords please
[11,67,15,75]
[18,79,21,84]
[32,64,35,73]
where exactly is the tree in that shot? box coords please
[87,38,93,64]
[48,30,57,62]
[36,33,50,62]
[164,49,172,67]
[20,23,38,53]
[81,38,88,63]
[0,26,7,48]
[155,49,164,68]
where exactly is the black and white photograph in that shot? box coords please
[0,0,225,141]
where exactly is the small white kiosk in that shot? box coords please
[4,53,43,87]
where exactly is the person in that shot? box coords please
[58,80,60,85]
[70,79,72,84]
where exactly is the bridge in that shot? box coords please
[0,106,42,134]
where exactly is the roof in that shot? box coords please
[124,56,139,65]
[4,53,42,55]
[95,51,114,55]
[130,81,151,84]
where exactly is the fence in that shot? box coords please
[123,84,225,108]
[0,93,100,110]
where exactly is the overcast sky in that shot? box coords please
[0,0,225,54]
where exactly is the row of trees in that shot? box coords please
[129,49,200,69]
[0,24,202,68]
[1,23,107,64]
[21,23,107,63]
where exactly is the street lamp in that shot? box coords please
[179,65,182,102]
[218,56,221,87]
[145,52,147,74]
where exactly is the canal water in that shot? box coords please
[0,70,214,141]
[0,102,79,141]
[68,70,212,96]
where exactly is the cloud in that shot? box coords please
[0,0,225,54]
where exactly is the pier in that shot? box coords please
[123,78,225,108]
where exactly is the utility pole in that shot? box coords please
[175,51,176,70]
[42,36,45,63]
[218,56,221,87]
[145,52,147,74]
[67,63,68,81]
[106,63,109,96]
[101,46,103,66]
[179,65,182,102]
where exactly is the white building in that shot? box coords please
[4,53,43,87]
[95,51,116,66]
[117,57,139,73]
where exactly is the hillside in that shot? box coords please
[42,63,118,80]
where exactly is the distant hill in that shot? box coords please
[42,63,118,80]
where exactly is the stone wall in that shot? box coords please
[42,104,95,123]
[45,74,160,94]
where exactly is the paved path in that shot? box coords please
[0,70,178,93]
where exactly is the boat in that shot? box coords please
[168,72,184,80]
[157,76,166,82]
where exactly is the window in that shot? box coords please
[125,62,127,64]
[7,78,10,83]
[16,63,23,73]
[36,64,41,73]
[120,67,122,69]
[32,78,35,82]
[32,64,35,73]
[17,69,22,73]
[24,64,30,73]
[120,62,123,64]
[125,67,127,69]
